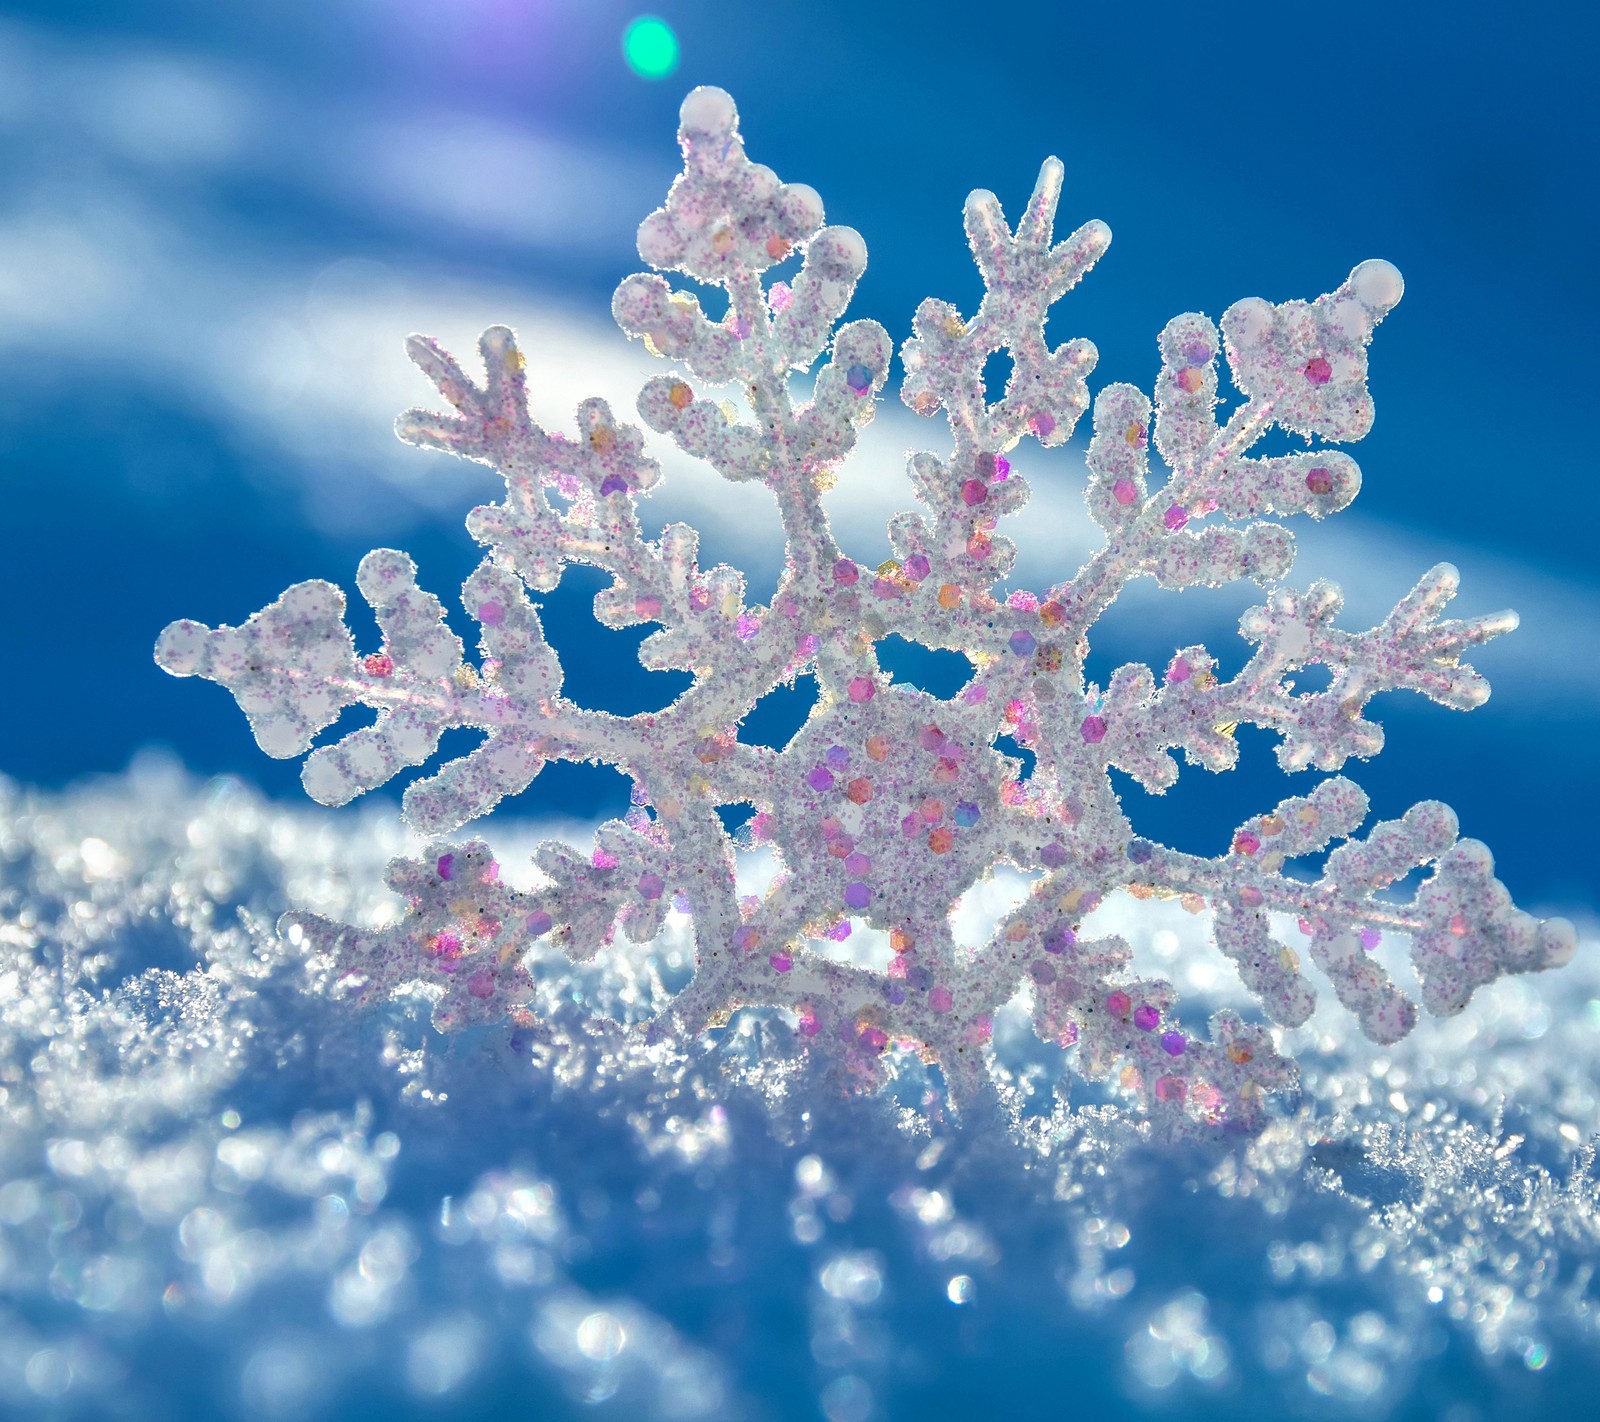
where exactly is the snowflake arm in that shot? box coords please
[1060,560,1520,796]
[1050,258,1405,637]
[1138,779,1575,1036]
[291,841,536,1033]
[154,548,643,837]
[895,159,1107,606]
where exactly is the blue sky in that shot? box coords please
[0,0,1594,909]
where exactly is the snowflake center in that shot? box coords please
[772,687,1011,936]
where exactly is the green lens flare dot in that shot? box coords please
[623,17,679,80]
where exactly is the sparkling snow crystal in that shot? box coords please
[156,87,1576,1132]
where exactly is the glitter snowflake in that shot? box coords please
[156,88,1576,1132]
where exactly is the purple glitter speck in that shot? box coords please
[1043,925,1075,954]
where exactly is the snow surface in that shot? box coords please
[1,759,1596,1419]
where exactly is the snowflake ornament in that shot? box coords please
[157,88,1576,1132]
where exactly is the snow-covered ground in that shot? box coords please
[1,760,1595,1419]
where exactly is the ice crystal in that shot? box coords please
[157,88,1575,1131]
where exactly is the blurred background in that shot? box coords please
[0,0,1594,911]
